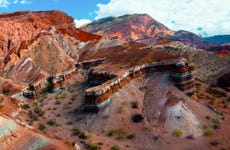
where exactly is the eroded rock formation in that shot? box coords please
[84,58,195,112]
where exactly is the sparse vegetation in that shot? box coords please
[130,101,138,109]
[203,129,213,136]
[144,125,152,132]
[117,106,123,113]
[47,119,57,126]
[54,136,62,140]
[210,140,219,146]
[86,143,101,150]
[110,145,120,150]
[211,118,220,125]
[34,106,44,116]
[209,97,216,105]
[172,129,183,137]
[102,114,110,119]
[28,110,37,122]
[71,128,89,139]
[56,93,67,99]
[206,87,227,98]
[38,124,46,131]
[131,113,144,123]
[185,134,194,139]
[126,133,136,139]
[107,128,129,140]
[21,104,30,110]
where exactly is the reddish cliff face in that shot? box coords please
[0,10,102,84]
[0,10,101,67]
[82,14,174,41]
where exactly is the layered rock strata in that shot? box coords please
[84,58,195,112]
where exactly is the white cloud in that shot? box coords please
[20,0,31,4]
[0,0,10,8]
[74,19,91,28]
[20,0,25,4]
[96,0,230,37]
[0,0,31,7]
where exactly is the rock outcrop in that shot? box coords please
[84,59,195,112]
[0,10,101,76]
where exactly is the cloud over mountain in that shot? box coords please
[74,19,91,28]
[96,0,230,37]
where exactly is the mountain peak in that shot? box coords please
[82,13,173,41]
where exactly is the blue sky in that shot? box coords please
[1,0,230,37]
[0,0,109,20]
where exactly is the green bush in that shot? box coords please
[21,104,30,110]
[110,145,120,150]
[107,128,128,140]
[72,128,81,136]
[203,129,213,136]
[71,128,89,139]
[47,119,57,126]
[87,143,101,150]
[126,133,136,139]
[144,125,152,132]
[206,87,227,98]
[211,118,220,125]
[131,113,144,123]
[172,129,183,137]
[34,107,44,116]
[38,124,46,131]
[130,101,138,109]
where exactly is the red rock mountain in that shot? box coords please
[0,10,101,65]
[0,10,101,83]
[82,14,174,41]
[82,14,216,49]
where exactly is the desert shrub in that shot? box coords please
[21,104,30,110]
[144,125,152,132]
[72,128,89,139]
[87,143,101,150]
[226,97,230,102]
[72,128,81,136]
[28,110,37,121]
[130,101,138,109]
[210,140,219,146]
[126,133,136,139]
[203,129,213,136]
[54,136,62,140]
[131,113,144,123]
[78,132,89,139]
[172,129,183,137]
[107,128,128,140]
[58,93,67,99]
[209,97,216,105]
[55,100,61,105]
[195,83,201,92]
[185,134,194,139]
[110,145,120,150]
[38,124,46,131]
[47,119,57,126]
[117,107,123,113]
[102,114,110,119]
[211,118,220,125]
[206,87,227,98]
[97,142,103,145]
[34,107,44,116]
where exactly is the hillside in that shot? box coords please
[0,10,230,150]
[81,14,217,49]
[205,35,230,44]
